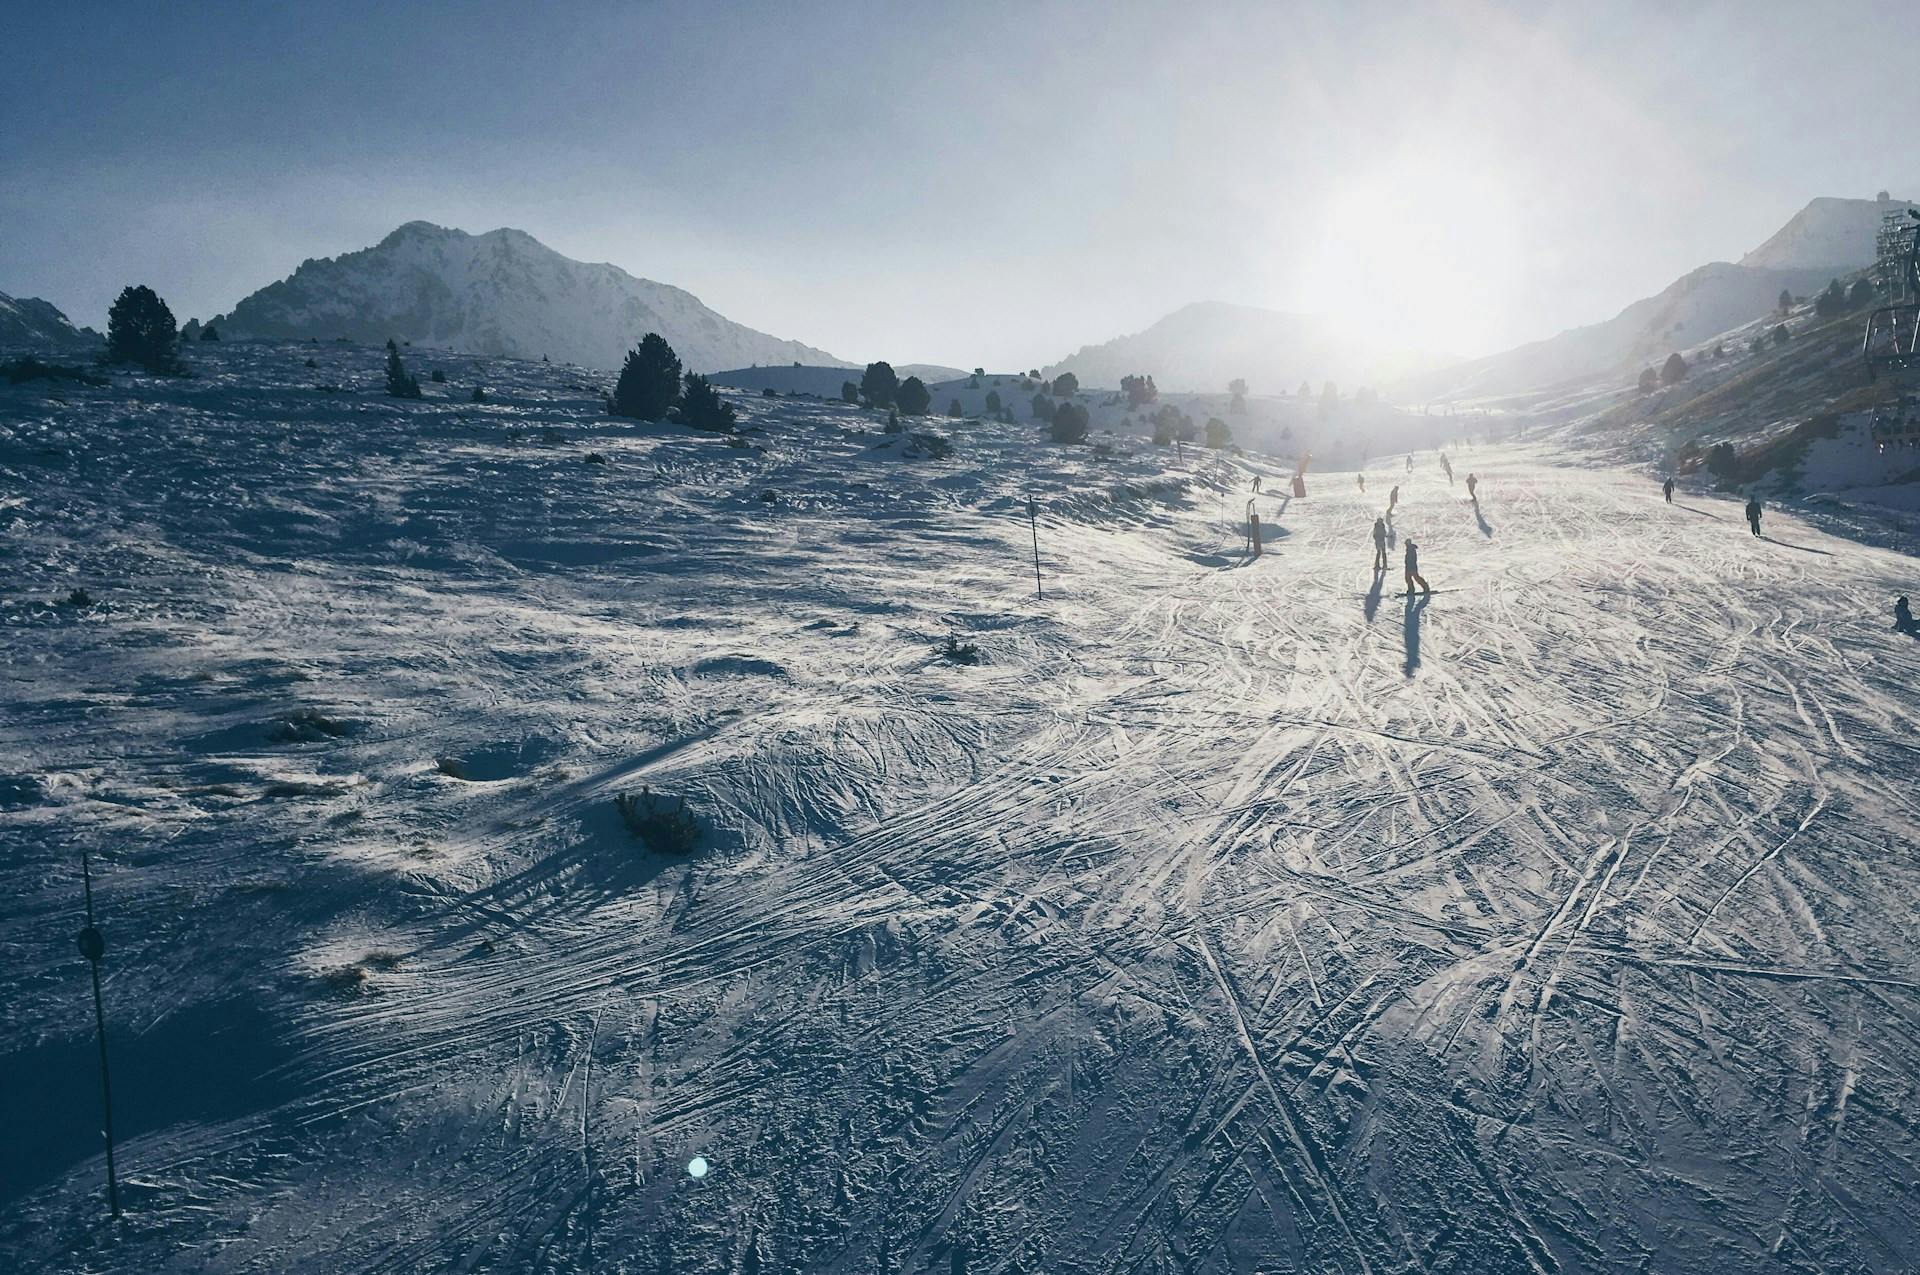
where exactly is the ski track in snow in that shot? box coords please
[3,342,1920,1273]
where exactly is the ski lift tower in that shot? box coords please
[1863,208,1920,379]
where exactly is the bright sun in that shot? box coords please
[1296,157,1521,361]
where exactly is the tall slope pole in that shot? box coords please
[1028,497,1044,600]
[77,849,120,1218]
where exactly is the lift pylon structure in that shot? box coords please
[1863,208,1920,379]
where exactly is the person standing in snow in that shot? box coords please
[1466,473,1478,501]
[1388,484,1400,514]
[1663,477,1675,503]
[1406,452,1414,472]
[1896,595,1917,634]
[1745,494,1763,537]
[1357,472,1367,493]
[1441,453,1454,484]
[1251,474,1262,494]
[1372,516,1388,571]
[1403,539,1430,596]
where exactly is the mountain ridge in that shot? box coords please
[213,221,849,373]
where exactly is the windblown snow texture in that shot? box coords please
[3,342,1919,1272]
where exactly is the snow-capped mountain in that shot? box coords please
[212,221,849,372]
[1044,300,1452,395]
[1398,261,1836,401]
[0,291,100,352]
[1739,194,1917,271]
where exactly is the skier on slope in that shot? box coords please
[1746,494,1763,537]
[1357,472,1367,493]
[1466,473,1479,501]
[1441,453,1454,484]
[1372,516,1389,571]
[1388,484,1400,514]
[1251,474,1261,494]
[1403,538,1431,596]
[1896,595,1918,634]
[1406,453,1414,472]
[1663,477,1675,503]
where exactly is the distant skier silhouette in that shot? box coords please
[1465,472,1478,501]
[1251,474,1262,494]
[1745,495,1763,537]
[1405,453,1414,472]
[1372,516,1388,571]
[1388,484,1400,514]
[1441,453,1454,484]
[1897,595,1918,634]
[1357,472,1366,493]
[1403,539,1430,596]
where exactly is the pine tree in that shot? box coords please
[1204,417,1232,448]
[896,375,931,415]
[841,380,860,404]
[1637,366,1658,393]
[1050,371,1079,397]
[385,339,422,398]
[106,284,180,371]
[1778,288,1793,313]
[947,398,964,418]
[678,372,736,431]
[860,361,899,408]
[612,333,682,419]
[984,389,1002,415]
[1661,352,1687,385]
[1228,378,1247,413]
[1049,400,1090,444]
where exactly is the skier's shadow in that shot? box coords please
[1364,569,1385,621]
[1402,592,1431,676]
[1759,534,1833,557]
[1473,497,1493,537]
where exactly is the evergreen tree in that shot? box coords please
[984,389,1002,415]
[896,375,931,415]
[947,398,964,418]
[106,284,180,370]
[1661,351,1687,385]
[860,361,899,408]
[1850,277,1876,307]
[678,372,737,431]
[841,380,860,403]
[385,339,422,398]
[1637,366,1658,393]
[1031,393,1053,419]
[1204,417,1232,448]
[1778,288,1793,313]
[1814,278,1846,317]
[200,323,221,341]
[1121,373,1157,407]
[1049,400,1090,444]
[612,333,682,419]
[1298,380,1311,398]
[1772,324,1791,346]
[471,385,487,403]
[1050,371,1079,397]
[1228,377,1247,413]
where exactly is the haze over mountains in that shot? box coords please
[211,221,848,373]
[1399,194,1916,401]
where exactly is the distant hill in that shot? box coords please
[213,221,849,373]
[1740,194,1917,271]
[0,291,100,353]
[710,363,972,397]
[1044,301,1451,395]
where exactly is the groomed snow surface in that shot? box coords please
[4,343,1919,1273]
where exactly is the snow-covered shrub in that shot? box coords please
[1051,371,1079,397]
[612,332,682,420]
[908,431,953,459]
[615,787,700,854]
[430,368,446,383]
[470,385,487,403]
[678,372,737,432]
[938,635,981,665]
[860,361,898,408]
[841,380,859,403]
[947,399,963,417]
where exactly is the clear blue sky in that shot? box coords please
[3,0,1916,366]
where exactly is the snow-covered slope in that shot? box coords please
[0,291,100,353]
[6,340,1920,1273]
[1400,261,1836,402]
[1047,300,1452,394]
[1740,194,1918,271]
[213,221,849,373]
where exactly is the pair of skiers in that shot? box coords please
[1372,517,1430,594]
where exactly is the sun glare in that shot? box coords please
[1297,156,1522,360]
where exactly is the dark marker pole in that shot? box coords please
[77,850,120,1218]
[1027,497,1043,599]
